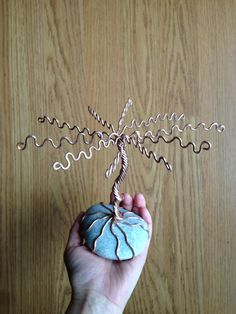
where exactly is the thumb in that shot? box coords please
[65,212,85,250]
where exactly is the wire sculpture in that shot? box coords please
[17,98,225,221]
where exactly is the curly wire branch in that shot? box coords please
[139,134,212,154]
[16,127,111,150]
[119,112,185,135]
[133,141,172,171]
[105,151,121,178]
[136,121,225,140]
[38,115,81,132]
[16,134,91,150]
[53,138,116,171]
[88,106,115,132]
[117,98,133,132]
[174,122,225,133]
[126,121,225,146]
[16,134,86,150]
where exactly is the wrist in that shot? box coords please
[66,290,123,314]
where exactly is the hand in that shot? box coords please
[64,193,153,314]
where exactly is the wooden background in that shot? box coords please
[1,1,236,313]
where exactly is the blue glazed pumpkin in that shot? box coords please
[80,203,150,261]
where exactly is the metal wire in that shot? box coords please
[17,98,225,219]
[119,112,185,135]
[17,130,105,150]
[117,98,133,132]
[138,134,212,154]
[18,114,111,150]
[88,106,115,132]
[53,137,117,170]
[134,142,172,171]
[111,137,129,218]
[38,115,81,132]
[105,151,121,178]
[133,121,225,140]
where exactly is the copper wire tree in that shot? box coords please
[17,98,225,220]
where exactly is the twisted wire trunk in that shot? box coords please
[112,138,128,218]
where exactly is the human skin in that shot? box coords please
[64,193,153,314]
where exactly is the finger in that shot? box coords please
[110,192,115,204]
[138,207,152,240]
[66,212,85,250]
[133,193,152,239]
[133,193,146,215]
[120,193,133,211]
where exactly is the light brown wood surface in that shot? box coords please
[1,1,236,313]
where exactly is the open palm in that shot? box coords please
[64,193,152,312]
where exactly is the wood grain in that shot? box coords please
[1,1,236,313]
